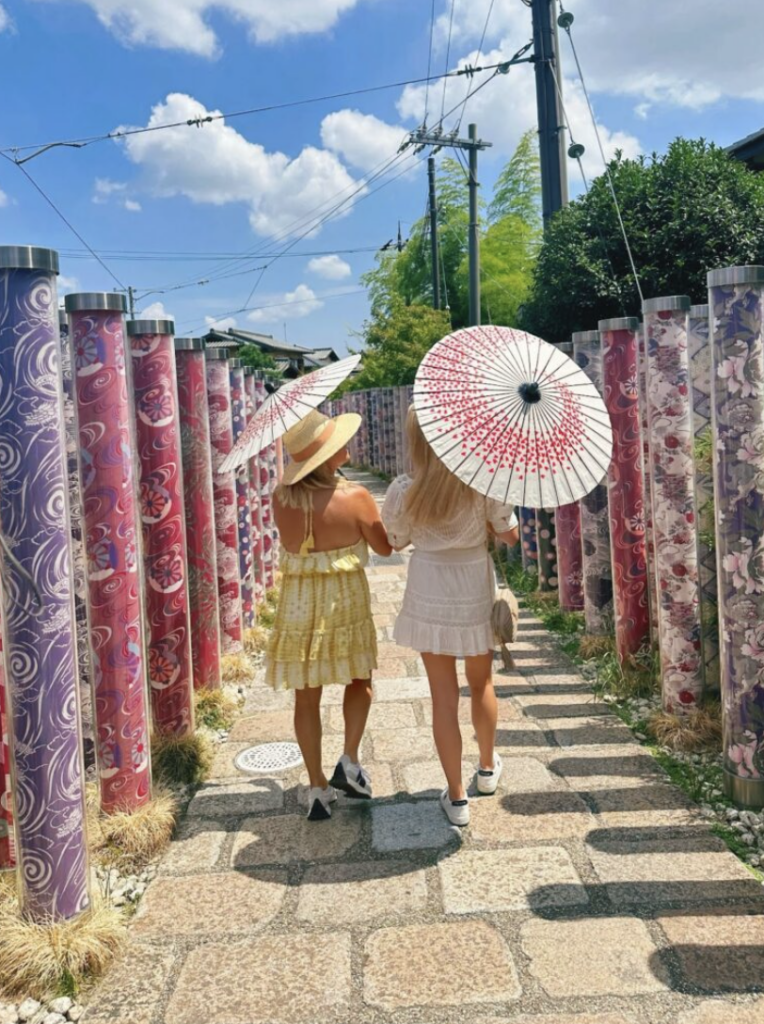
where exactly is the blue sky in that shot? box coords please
[2,0,763,352]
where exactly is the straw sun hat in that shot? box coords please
[281,409,361,486]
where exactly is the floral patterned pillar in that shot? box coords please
[643,296,703,713]
[687,304,720,694]
[520,508,539,575]
[553,340,583,610]
[599,317,651,660]
[243,369,265,607]
[708,266,764,808]
[0,646,14,871]
[229,360,255,630]
[128,320,194,735]
[59,310,96,769]
[206,348,243,652]
[573,330,614,634]
[66,292,151,813]
[265,380,280,577]
[638,322,660,639]
[175,339,222,690]
[0,249,90,919]
[535,510,558,592]
[254,376,275,590]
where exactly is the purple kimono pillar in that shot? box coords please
[687,303,720,694]
[573,330,613,634]
[708,266,764,808]
[643,296,703,713]
[229,360,255,629]
[599,317,651,661]
[0,247,90,920]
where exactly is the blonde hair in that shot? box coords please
[404,405,477,527]
[275,462,347,511]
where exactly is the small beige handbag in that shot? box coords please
[489,540,519,670]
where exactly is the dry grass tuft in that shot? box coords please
[194,686,239,730]
[579,635,616,660]
[648,705,723,752]
[0,900,125,1000]
[243,625,270,656]
[221,652,254,684]
[96,791,177,873]
[151,731,213,787]
[0,871,18,910]
[534,590,560,607]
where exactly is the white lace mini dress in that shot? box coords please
[381,475,518,658]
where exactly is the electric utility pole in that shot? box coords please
[127,285,136,320]
[531,0,569,227]
[427,157,441,311]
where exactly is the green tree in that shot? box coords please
[488,128,542,232]
[345,303,451,391]
[237,344,280,374]
[520,138,764,344]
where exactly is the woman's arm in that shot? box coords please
[355,488,393,557]
[496,525,520,547]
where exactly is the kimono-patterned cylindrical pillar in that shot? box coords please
[599,317,651,661]
[708,266,764,808]
[59,310,95,769]
[573,330,614,634]
[229,360,255,629]
[687,304,720,694]
[66,292,152,813]
[265,380,280,577]
[243,369,265,607]
[638,322,660,638]
[643,296,703,712]
[555,503,584,612]
[128,319,194,734]
[206,348,243,653]
[0,249,90,919]
[520,508,538,575]
[0,646,14,871]
[255,375,275,590]
[175,339,222,690]
[535,510,558,592]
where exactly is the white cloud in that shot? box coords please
[92,178,127,204]
[0,6,10,32]
[248,284,322,324]
[398,44,640,183]
[321,110,408,173]
[58,275,80,293]
[124,198,142,212]
[120,93,361,238]
[433,0,764,110]
[205,315,238,331]
[0,189,8,208]
[634,103,651,121]
[139,301,173,319]
[38,0,369,57]
[307,254,352,280]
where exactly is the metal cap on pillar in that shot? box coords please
[0,245,59,273]
[707,266,764,287]
[65,292,127,313]
[174,337,205,351]
[205,348,230,361]
[689,305,709,318]
[571,330,600,344]
[127,319,175,336]
[229,359,243,369]
[598,317,640,332]
[642,295,691,314]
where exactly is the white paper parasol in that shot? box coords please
[220,353,361,472]
[414,325,612,509]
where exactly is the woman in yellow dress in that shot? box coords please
[267,409,392,821]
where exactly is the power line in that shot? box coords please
[177,285,366,331]
[441,0,456,121]
[423,0,437,126]
[58,244,381,263]
[0,153,127,291]
[455,0,497,134]
[3,61,514,163]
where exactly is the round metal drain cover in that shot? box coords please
[234,742,303,774]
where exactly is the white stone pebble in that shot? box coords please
[17,1000,41,1022]
[47,1000,71,1017]
[67,1008,83,1023]
[42,1014,66,1024]
[0,1004,19,1024]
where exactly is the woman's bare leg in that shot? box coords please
[343,677,373,762]
[294,686,327,789]
[465,652,498,770]
[422,652,464,801]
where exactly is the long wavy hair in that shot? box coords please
[275,462,347,512]
[404,405,478,527]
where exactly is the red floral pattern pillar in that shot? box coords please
[175,339,222,690]
[206,349,243,653]
[243,369,265,607]
[254,376,275,590]
[600,316,651,661]
[128,319,194,734]
[555,503,584,611]
[638,324,660,638]
[230,361,255,629]
[66,292,151,813]
[643,296,703,712]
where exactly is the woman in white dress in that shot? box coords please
[381,408,520,827]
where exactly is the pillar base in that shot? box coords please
[723,769,764,810]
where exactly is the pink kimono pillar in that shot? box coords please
[243,369,265,607]
[255,376,275,590]
[599,317,651,661]
[643,296,703,712]
[554,341,584,611]
[638,322,660,638]
[573,330,614,634]
[175,338,222,690]
[128,319,194,734]
[206,348,243,653]
[229,360,255,630]
[0,249,89,920]
[66,292,152,813]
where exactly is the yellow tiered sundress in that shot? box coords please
[265,499,378,691]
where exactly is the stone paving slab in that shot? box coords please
[80,944,176,1023]
[186,778,284,817]
[372,799,461,852]
[296,860,428,924]
[231,812,362,867]
[657,911,764,993]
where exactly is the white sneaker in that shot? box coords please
[476,754,503,795]
[440,789,470,827]
[307,785,337,822]
[330,754,372,800]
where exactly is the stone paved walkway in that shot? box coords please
[82,475,764,1024]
